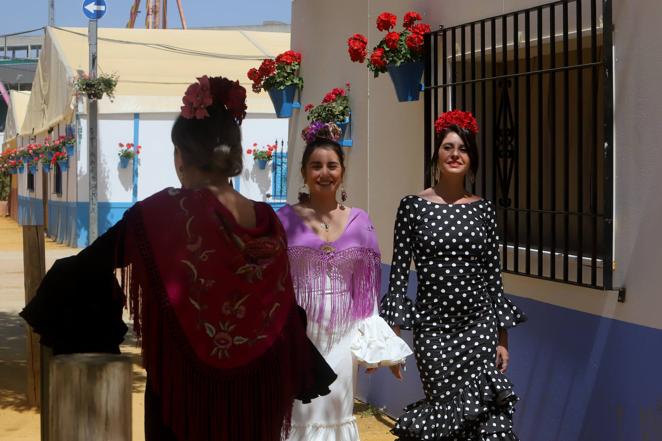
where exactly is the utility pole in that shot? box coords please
[49,0,55,26]
[88,18,98,242]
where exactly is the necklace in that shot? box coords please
[321,221,329,231]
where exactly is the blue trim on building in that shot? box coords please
[359,264,662,441]
[132,113,140,203]
[18,195,44,226]
[34,197,134,248]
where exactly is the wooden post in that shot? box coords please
[49,354,132,441]
[22,225,45,407]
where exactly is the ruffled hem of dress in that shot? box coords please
[391,368,519,441]
[286,417,359,441]
[492,294,527,330]
[350,315,413,368]
[379,293,416,330]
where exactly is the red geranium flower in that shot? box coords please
[276,50,302,65]
[405,32,424,51]
[304,103,314,112]
[376,12,397,32]
[247,67,260,82]
[410,23,431,35]
[347,34,368,63]
[258,59,276,77]
[403,11,422,29]
[385,31,400,50]
[370,47,387,69]
[246,149,253,154]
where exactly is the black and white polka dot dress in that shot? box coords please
[380,196,527,441]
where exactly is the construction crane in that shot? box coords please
[127,0,188,29]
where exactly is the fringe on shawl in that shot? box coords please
[287,246,380,333]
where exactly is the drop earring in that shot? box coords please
[340,186,348,202]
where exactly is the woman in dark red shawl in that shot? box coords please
[21,75,336,441]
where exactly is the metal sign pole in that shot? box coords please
[88,19,98,243]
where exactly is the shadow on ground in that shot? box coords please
[0,311,34,412]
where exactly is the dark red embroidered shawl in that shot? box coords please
[122,188,323,441]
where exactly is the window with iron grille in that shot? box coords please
[268,140,287,210]
[423,0,614,290]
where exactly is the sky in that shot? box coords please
[0,0,292,36]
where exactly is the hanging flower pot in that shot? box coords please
[304,84,353,147]
[387,61,425,102]
[119,156,131,169]
[29,164,38,174]
[58,160,69,172]
[248,51,304,119]
[267,84,300,118]
[42,163,51,173]
[247,143,274,170]
[65,142,75,156]
[18,164,25,174]
[347,11,430,102]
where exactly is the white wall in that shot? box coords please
[239,117,289,201]
[291,0,662,331]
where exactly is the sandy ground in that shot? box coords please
[0,215,396,440]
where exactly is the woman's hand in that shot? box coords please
[495,345,509,373]
[496,329,509,373]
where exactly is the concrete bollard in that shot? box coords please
[48,353,132,441]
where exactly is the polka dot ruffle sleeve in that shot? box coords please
[482,201,527,329]
[380,197,416,330]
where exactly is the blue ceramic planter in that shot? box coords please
[42,163,51,173]
[18,165,25,174]
[119,156,131,169]
[257,159,268,170]
[65,143,75,156]
[58,160,69,172]
[336,116,353,147]
[387,61,425,102]
[267,84,301,118]
[29,165,38,174]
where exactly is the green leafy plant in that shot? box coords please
[305,83,351,123]
[74,72,119,100]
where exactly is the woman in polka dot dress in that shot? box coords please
[380,110,527,441]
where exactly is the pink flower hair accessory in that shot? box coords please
[180,75,248,124]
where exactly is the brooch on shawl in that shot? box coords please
[320,244,335,254]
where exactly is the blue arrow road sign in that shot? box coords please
[83,0,107,20]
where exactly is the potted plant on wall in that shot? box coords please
[118,142,141,169]
[51,151,69,172]
[347,11,430,102]
[247,143,275,170]
[74,72,119,101]
[247,50,304,118]
[303,83,353,146]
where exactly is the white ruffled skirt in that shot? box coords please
[287,306,412,441]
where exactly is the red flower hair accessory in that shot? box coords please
[180,75,247,123]
[434,110,479,135]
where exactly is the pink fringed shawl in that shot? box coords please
[277,205,381,331]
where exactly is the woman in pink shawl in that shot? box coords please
[277,125,413,440]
